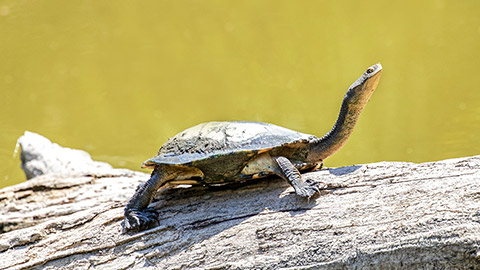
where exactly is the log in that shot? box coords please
[1,131,479,269]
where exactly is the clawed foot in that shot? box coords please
[123,208,159,233]
[292,178,320,198]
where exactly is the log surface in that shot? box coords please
[1,132,479,269]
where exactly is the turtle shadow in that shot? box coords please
[282,193,319,217]
[205,177,319,217]
[326,165,362,176]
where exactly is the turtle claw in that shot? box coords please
[293,179,320,198]
[123,208,159,233]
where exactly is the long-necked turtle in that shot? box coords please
[124,63,383,232]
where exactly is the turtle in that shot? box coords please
[124,63,383,232]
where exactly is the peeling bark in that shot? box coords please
[1,132,479,269]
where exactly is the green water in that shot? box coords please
[1,1,480,188]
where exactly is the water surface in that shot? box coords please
[1,1,480,188]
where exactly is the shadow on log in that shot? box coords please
[1,131,479,269]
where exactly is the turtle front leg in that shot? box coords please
[273,156,320,198]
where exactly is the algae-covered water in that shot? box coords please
[1,1,480,188]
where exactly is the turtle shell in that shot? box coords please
[143,121,317,168]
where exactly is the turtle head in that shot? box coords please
[344,63,382,108]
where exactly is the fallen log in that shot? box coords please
[1,131,479,269]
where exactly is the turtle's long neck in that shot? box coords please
[309,65,382,161]
[310,94,364,161]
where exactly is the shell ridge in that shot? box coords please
[146,121,317,165]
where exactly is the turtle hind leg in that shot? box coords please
[123,168,163,232]
[274,156,320,198]
[124,206,159,233]
[123,165,204,233]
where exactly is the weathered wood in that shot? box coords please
[1,132,479,269]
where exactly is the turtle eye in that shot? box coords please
[366,67,375,74]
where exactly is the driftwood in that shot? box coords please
[1,131,479,269]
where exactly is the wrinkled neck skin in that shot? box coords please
[309,69,382,161]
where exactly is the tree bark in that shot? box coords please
[1,131,479,269]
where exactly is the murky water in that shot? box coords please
[1,1,480,188]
